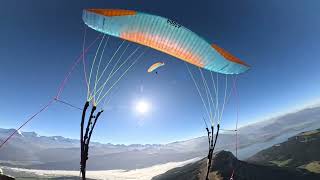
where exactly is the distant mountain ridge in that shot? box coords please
[1,104,320,170]
[152,151,320,180]
[154,128,320,180]
[248,129,320,173]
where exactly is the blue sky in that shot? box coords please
[1,0,320,144]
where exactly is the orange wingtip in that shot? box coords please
[86,9,137,17]
[211,44,249,67]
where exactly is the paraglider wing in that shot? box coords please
[82,9,250,74]
[147,62,165,73]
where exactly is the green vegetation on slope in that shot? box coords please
[300,161,320,173]
[248,128,320,173]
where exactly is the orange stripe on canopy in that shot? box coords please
[87,9,137,17]
[211,44,249,67]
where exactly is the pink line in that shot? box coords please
[228,77,238,179]
[225,76,238,106]
[56,34,101,99]
[234,77,239,158]
[0,32,101,149]
[0,99,55,149]
[82,27,90,97]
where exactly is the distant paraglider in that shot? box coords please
[147,62,165,74]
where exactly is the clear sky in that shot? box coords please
[1,0,320,144]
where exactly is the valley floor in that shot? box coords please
[1,158,199,180]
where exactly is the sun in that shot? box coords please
[135,100,150,114]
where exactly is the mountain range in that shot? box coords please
[1,104,320,170]
[152,150,320,180]
[152,112,320,180]
[248,128,320,173]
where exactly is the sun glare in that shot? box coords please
[135,100,150,114]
